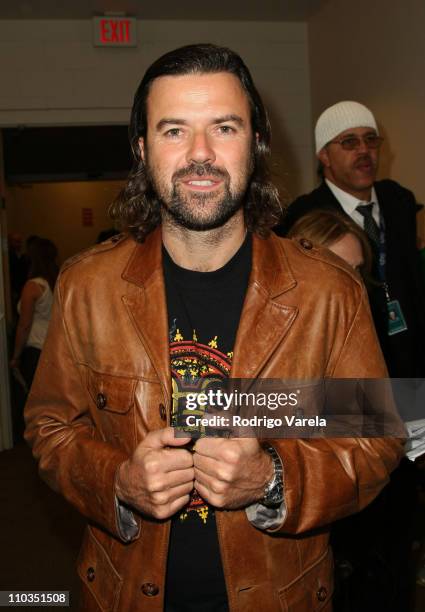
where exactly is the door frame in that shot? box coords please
[0,130,14,450]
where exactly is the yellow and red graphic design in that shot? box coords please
[170,326,232,525]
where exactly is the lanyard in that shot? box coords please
[365,206,391,304]
[364,207,407,335]
[376,209,386,282]
[374,209,392,301]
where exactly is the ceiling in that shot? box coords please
[0,0,325,21]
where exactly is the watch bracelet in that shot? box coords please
[262,444,283,503]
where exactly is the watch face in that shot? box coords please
[264,483,283,507]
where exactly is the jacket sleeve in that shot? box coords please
[24,274,140,543]
[269,284,404,534]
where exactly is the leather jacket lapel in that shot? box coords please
[121,228,171,404]
[231,234,298,379]
[121,229,299,389]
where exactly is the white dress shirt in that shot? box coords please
[325,179,380,228]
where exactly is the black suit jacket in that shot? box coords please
[274,180,425,377]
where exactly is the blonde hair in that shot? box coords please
[287,209,373,281]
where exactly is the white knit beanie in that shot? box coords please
[315,101,378,153]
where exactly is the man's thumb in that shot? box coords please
[146,426,191,449]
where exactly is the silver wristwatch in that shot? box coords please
[262,444,284,508]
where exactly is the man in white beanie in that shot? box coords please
[276,100,425,380]
[276,101,425,611]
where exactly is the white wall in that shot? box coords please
[0,19,314,199]
[308,0,425,237]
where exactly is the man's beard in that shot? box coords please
[145,154,254,231]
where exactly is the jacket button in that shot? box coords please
[159,403,167,421]
[316,586,327,602]
[300,238,313,250]
[87,567,95,582]
[141,583,159,596]
[96,393,107,409]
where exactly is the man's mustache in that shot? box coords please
[172,163,230,182]
[354,154,375,168]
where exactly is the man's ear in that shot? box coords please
[138,137,145,162]
[318,147,330,168]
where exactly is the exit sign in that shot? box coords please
[93,16,137,47]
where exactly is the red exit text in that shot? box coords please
[93,17,137,47]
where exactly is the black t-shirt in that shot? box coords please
[163,235,252,611]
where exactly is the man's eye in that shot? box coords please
[365,135,379,145]
[341,137,358,148]
[165,128,182,138]
[218,125,235,135]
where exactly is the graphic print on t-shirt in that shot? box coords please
[163,235,251,607]
[170,324,232,525]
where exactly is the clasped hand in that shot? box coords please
[116,427,272,520]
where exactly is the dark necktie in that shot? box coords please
[356,203,380,246]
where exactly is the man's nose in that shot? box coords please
[357,137,370,154]
[186,132,216,165]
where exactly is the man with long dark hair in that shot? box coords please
[111,43,281,241]
[25,45,402,611]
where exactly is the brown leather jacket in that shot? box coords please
[24,228,403,612]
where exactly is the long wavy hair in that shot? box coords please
[110,44,282,242]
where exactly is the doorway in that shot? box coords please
[1,125,131,446]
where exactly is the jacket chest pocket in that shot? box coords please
[87,369,138,454]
